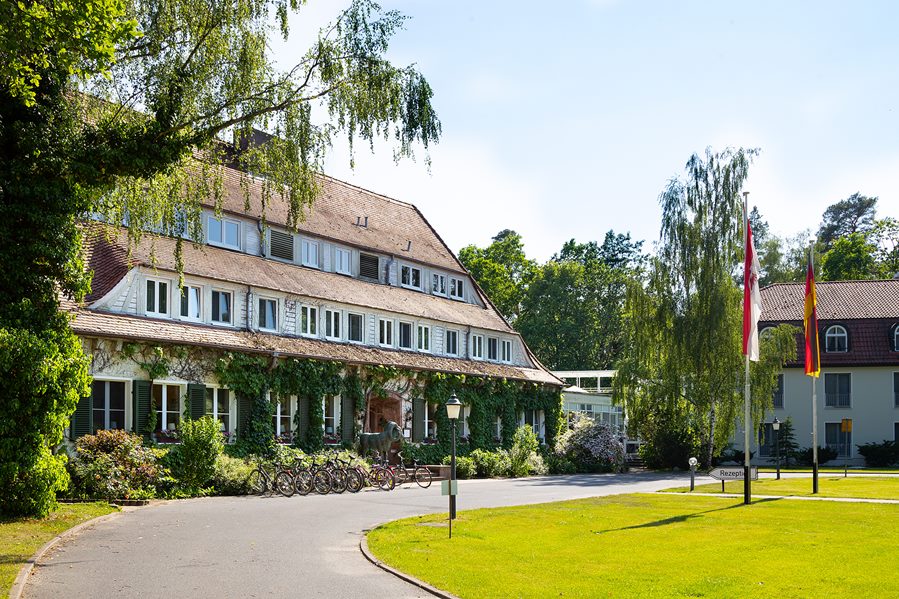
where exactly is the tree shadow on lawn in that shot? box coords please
[593,497,783,535]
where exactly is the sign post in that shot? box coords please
[841,418,852,478]
[708,467,758,493]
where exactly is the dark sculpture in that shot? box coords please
[358,421,402,460]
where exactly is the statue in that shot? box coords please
[358,421,402,461]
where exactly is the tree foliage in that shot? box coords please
[614,148,797,467]
[0,0,440,516]
[817,193,878,251]
[820,232,878,281]
[458,230,537,322]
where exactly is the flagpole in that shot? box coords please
[811,243,819,494]
[743,192,752,505]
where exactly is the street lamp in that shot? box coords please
[445,393,462,534]
[688,457,698,491]
[772,417,781,480]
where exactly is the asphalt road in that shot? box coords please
[24,472,693,599]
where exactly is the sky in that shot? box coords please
[272,1,899,261]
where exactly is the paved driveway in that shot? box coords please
[25,472,692,599]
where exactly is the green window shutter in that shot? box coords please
[132,380,151,436]
[188,383,206,420]
[71,393,92,439]
[297,396,310,445]
[412,398,424,442]
[237,393,253,439]
[340,395,354,442]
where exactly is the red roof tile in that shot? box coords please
[761,279,899,321]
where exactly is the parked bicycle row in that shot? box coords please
[248,450,433,497]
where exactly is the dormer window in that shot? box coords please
[208,216,240,249]
[258,298,278,331]
[335,248,352,275]
[501,340,512,363]
[269,230,294,261]
[360,253,380,280]
[401,264,422,290]
[302,239,319,268]
[146,279,168,317]
[449,277,464,300]
[825,325,848,353]
[893,325,899,352]
[432,273,447,296]
[471,334,484,360]
[179,285,201,321]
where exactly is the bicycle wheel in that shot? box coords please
[393,467,408,486]
[414,466,433,489]
[330,469,348,494]
[247,468,267,495]
[374,467,395,491]
[312,469,332,495]
[345,468,363,493]
[274,471,296,497]
[294,470,313,496]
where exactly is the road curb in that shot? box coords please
[359,533,461,599]
[9,505,135,599]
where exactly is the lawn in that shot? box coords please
[367,494,899,598]
[666,476,899,499]
[0,502,118,595]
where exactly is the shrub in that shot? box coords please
[857,441,898,467]
[210,454,256,495]
[543,449,578,474]
[556,414,625,473]
[793,446,839,466]
[470,448,510,478]
[638,419,700,470]
[403,442,444,466]
[167,416,224,490]
[67,429,159,500]
[509,425,540,477]
[442,455,476,479]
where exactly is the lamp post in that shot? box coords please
[445,393,462,536]
[772,417,781,480]
[688,457,698,491]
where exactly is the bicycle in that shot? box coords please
[293,454,334,495]
[392,451,433,489]
[352,456,395,491]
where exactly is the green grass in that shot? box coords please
[368,494,899,598]
[666,476,899,499]
[0,502,118,595]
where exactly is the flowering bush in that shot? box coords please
[469,448,511,478]
[66,429,160,500]
[555,414,624,473]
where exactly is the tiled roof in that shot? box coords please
[84,227,514,334]
[768,318,899,368]
[216,168,466,274]
[63,300,562,385]
[83,236,134,302]
[761,280,899,321]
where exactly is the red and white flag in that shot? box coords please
[742,220,761,361]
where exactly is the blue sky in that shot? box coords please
[275,1,899,260]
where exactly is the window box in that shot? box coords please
[155,429,179,444]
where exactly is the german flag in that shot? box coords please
[804,252,820,377]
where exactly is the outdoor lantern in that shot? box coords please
[688,457,698,468]
[772,417,781,431]
[446,393,462,420]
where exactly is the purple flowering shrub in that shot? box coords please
[555,413,624,473]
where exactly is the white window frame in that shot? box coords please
[207,215,240,250]
[449,277,465,300]
[825,325,848,353]
[210,289,233,325]
[398,320,414,349]
[179,284,202,321]
[501,339,512,363]
[272,394,294,441]
[471,334,484,360]
[400,264,423,290]
[205,386,233,434]
[299,305,318,337]
[417,324,431,353]
[91,380,127,432]
[152,382,183,433]
[334,247,352,275]
[257,296,278,332]
[347,312,364,343]
[424,402,437,439]
[445,329,459,356]
[302,239,320,268]
[432,273,447,296]
[487,337,498,361]
[324,309,342,341]
[378,318,394,347]
[145,278,169,317]
[323,395,340,435]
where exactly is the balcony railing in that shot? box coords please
[825,392,851,408]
